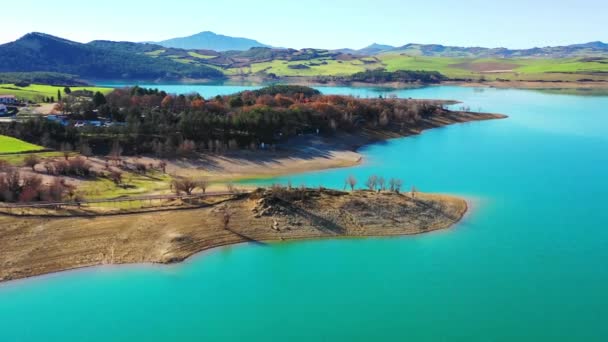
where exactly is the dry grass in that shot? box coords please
[0,190,466,282]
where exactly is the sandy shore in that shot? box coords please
[448,80,608,89]
[167,111,507,182]
[0,190,467,282]
[226,76,608,90]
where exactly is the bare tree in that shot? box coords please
[346,175,357,191]
[60,142,73,160]
[411,185,418,199]
[109,170,123,186]
[389,178,403,193]
[198,178,210,194]
[378,177,386,191]
[78,141,93,159]
[366,175,378,191]
[226,183,237,194]
[222,207,231,230]
[108,141,123,165]
[172,178,197,195]
[159,161,167,173]
[23,155,40,171]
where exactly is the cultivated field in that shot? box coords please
[0,135,44,154]
[224,55,608,81]
[0,84,113,102]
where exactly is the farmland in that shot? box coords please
[0,135,45,154]
[0,84,113,102]
[222,54,608,82]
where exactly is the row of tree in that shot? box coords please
[345,175,417,195]
[0,170,75,203]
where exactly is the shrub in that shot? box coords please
[172,178,197,195]
[23,155,41,171]
[0,171,73,203]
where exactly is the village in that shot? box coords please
[0,87,121,128]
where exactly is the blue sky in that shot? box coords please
[2,0,606,49]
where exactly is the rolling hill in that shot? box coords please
[0,32,607,84]
[385,42,608,58]
[336,43,396,55]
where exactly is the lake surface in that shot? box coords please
[2,85,608,341]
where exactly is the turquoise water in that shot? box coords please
[2,85,608,341]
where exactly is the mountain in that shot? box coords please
[334,43,396,56]
[385,42,608,58]
[357,43,396,55]
[154,31,270,51]
[0,33,224,80]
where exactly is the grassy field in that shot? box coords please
[80,171,172,200]
[222,55,608,81]
[0,84,113,102]
[0,135,45,154]
[0,151,65,165]
[188,52,216,59]
[226,58,384,76]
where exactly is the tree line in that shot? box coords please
[0,85,447,156]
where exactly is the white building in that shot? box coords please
[0,95,17,104]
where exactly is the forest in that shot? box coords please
[0,85,446,157]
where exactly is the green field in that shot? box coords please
[80,172,172,199]
[188,52,217,59]
[222,55,608,81]
[0,151,64,165]
[0,135,45,154]
[226,58,384,76]
[0,84,113,102]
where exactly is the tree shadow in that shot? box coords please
[225,227,267,246]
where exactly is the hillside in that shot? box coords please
[1,32,607,85]
[335,43,396,55]
[0,33,224,80]
[385,42,608,58]
[154,31,270,51]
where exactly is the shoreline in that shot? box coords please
[0,196,467,288]
[168,110,508,183]
[222,75,608,90]
[94,77,608,91]
[0,110,505,284]
[0,190,468,283]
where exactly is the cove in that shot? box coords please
[1,85,608,341]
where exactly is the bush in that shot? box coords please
[23,154,41,171]
[172,178,198,195]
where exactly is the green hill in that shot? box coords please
[0,33,224,81]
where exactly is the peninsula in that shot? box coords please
[0,85,506,282]
[0,188,467,282]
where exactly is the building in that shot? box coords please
[0,95,17,104]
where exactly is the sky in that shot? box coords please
[1,0,606,49]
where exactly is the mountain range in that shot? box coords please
[338,42,608,58]
[0,31,607,82]
[148,30,608,59]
